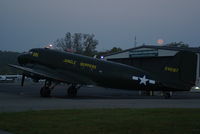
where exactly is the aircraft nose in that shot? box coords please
[18,53,30,65]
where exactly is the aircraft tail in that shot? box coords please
[159,51,197,90]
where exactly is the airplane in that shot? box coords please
[9,47,197,98]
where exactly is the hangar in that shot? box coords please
[104,45,200,88]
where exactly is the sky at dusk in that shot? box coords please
[0,0,200,52]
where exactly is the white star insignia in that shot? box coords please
[132,75,156,85]
[139,75,148,85]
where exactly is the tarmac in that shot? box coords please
[0,82,200,112]
[1,82,200,134]
[0,130,13,134]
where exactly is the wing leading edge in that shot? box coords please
[9,64,94,84]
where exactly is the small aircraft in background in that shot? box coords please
[9,48,197,98]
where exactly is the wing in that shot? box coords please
[9,64,94,84]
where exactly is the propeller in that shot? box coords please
[21,74,25,86]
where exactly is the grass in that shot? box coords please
[0,109,200,134]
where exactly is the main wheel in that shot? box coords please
[164,92,171,99]
[67,86,77,97]
[40,87,51,97]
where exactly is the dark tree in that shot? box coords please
[54,38,65,50]
[64,32,72,49]
[54,32,98,56]
[97,47,123,58]
[109,47,122,53]
[83,34,98,56]
[73,33,83,54]
[166,41,189,47]
[0,51,21,74]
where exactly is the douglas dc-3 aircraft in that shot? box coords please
[9,48,197,98]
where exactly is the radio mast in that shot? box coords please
[134,36,137,48]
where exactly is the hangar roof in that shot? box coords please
[104,45,200,57]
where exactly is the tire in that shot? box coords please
[40,87,51,97]
[164,93,171,99]
[67,86,77,97]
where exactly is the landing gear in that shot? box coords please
[40,86,51,97]
[40,80,57,97]
[163,91,172,99]
[139,90,154,96]
[67,84,81,97]
[39,80,81,98]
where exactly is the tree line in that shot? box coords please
[0,51,21,74]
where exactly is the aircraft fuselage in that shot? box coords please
[18,48,161,91]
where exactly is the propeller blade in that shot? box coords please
[21,75,25,86]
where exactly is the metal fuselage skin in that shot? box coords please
[18,48,165,91]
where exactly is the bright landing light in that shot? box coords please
[194,86,200,90]
[45,44,53,49]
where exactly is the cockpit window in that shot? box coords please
[27,49,40,57]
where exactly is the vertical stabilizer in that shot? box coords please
[160,51,197,90]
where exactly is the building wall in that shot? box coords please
[158,49,177,57]
[105,47,178,60]
[105,51,129,59]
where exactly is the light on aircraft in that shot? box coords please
[45,44,53,49]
